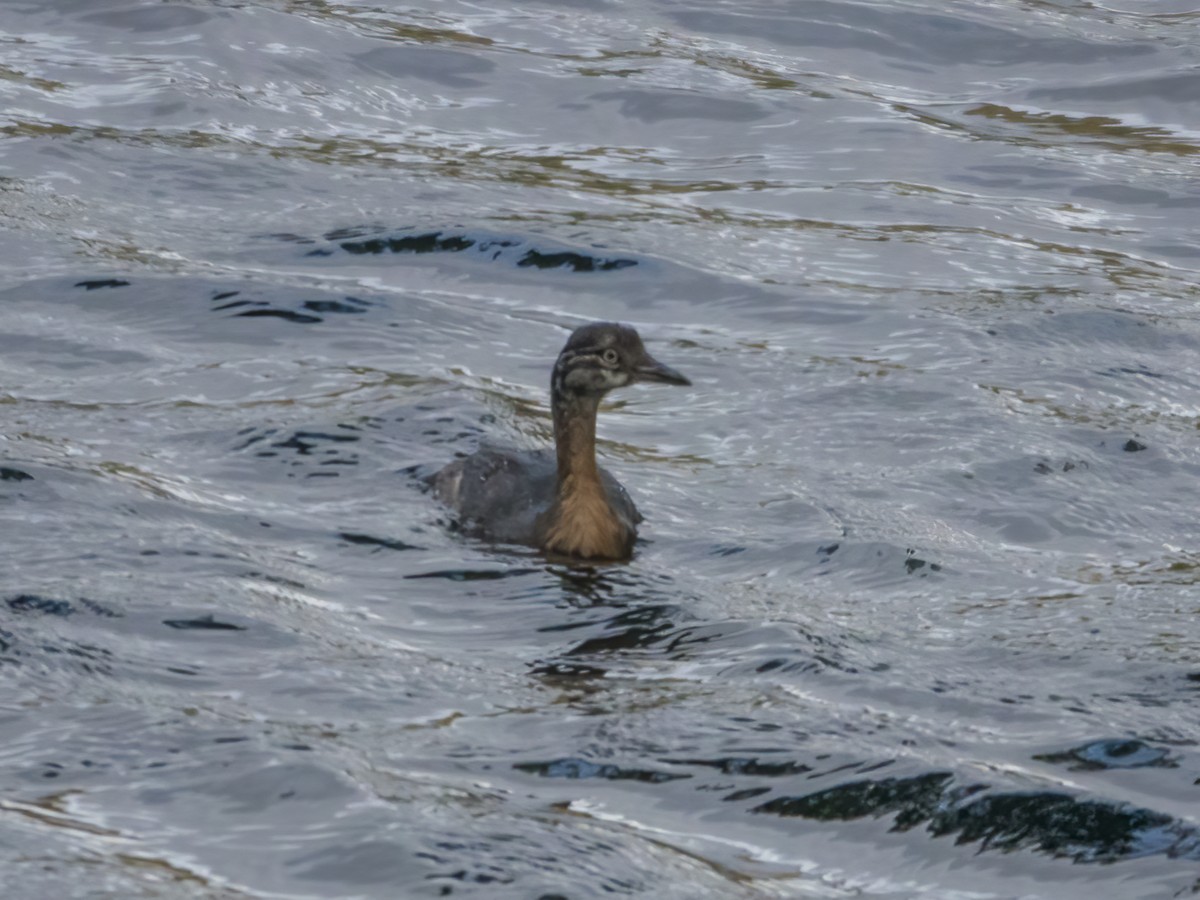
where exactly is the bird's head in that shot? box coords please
[552,322,690,400]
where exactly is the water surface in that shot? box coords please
[2,1,1200,897]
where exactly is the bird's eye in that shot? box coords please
[601,348,619,366]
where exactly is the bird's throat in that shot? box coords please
[552,392,602,494]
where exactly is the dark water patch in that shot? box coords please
[301,228,640,272]
[264,430,361,458]
[560,605,680,657]
[162,615,247,632]
[708,543,747,557]
[751,771,1198,863]
[228,429,273,453]
[531,580,702,677]
[515,248,636,272]
[234,308,323,325]
[339,532,422,552]
[303,297,370,315]
[8,595,73,616]
[211,289,374,325]
[418,427,488,448]
[932,792,1190,863]
[903,550,942,575]
[805,758,891,782]
[7,595,120,618]
[1124,438,1147,452]
[753,656,828,676]
[265,233,318,246]
[73,279,130,290]
[419,859,513,891]
[404,568,540,581]
[25,640,114,676]
[753,771,955,824]
[334,230,481,255]
[0,467,34,481]
[666,756,813,778]
[724,786,772,802]
[1098,365,1165,380]
[514,757,690,784]
[211,292,252,311]
[323,226,383,242]
[1034,459,1088,474]
[1034,739,1176,771]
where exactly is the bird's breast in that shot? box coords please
[536,481,635,561]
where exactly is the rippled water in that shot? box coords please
[3,1,1200,897]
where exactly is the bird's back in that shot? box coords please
[430,444,640,546]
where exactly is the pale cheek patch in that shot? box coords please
[565,368,599,391]
[601,370,629,390]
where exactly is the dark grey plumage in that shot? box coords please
[431,446,638,544]
[431,322,689,560]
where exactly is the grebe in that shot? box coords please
[431,322,690,560]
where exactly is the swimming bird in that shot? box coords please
[431,322,690,561]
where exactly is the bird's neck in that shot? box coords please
[551,390,602,494]
[541,388,630,560]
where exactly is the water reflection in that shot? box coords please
[319,228,641,271]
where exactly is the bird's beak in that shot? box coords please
[635,354,691,386]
